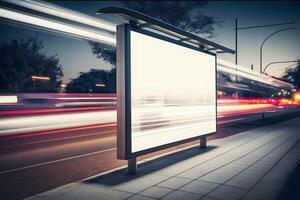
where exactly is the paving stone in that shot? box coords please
[225,174,261,189]
[158,176,191,189]
[32,183,79,200]
[127,195,155,200]
[179,180,219,195]
[198,171,237,184]
[24,197,43,200]
[110,174,168,193]
[162,190,202,200]
[36,183,132,200]
[139,186,172,199]
[178,163,218,179]
[200,196,220,200]
[241,166,268,177]
[207,185,246,200]
[242,144,300,200]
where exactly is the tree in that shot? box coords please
[282,60,300,88]
[90,42,116,66]
[90,1,217,66]
[65,68,115,93]
[0,37,63,93]
[121,1,217,35]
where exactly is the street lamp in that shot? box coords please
[263,60,299,74]
[260,27,296,73]
[235,20,295,66]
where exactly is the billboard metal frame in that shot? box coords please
[117,23,218,160]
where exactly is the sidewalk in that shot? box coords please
[26,117,300,200]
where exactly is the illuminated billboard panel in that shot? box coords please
[117,24,216,159]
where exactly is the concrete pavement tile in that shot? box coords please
[24,196,43,200]
[198,171,237,184]
[225,174,260,189]
[242,144,300,200]
[178,163,218,179]
[251,161,274,170]
[158,176,191,189]
[37,183,132,200]
[247,165,270,174]
[154,161,197,177]
[139,186,172,199]
[32,183,80,200]
[127,194,155,200]
[261,155,281,162]
[162,190,202,200]
[200,196,221,200]
[207,185,246,200]
[256,159,277,166]
[243,166,269,175]
[112,174,168,193]
[179,180,219,195]
[218,163,248,174]
[229,159,253,167]
[234,158,257,165]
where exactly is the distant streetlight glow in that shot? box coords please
[294,92,300,101]
[31,76,50,80]
[95,83,105,87]
[31,76,50,93]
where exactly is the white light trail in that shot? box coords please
[0,8,116,45]
[0,110,116,135]
[3,0,116,33]
[217,59,293,89]
[0,96,18,104]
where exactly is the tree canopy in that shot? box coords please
[90,1,217,66]
[282,60,300,88]
[65,68,116,93]
[121,1,217,35]
[0,37,63,93]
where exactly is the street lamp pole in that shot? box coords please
[260,27,296,73]
[235,21,295,69]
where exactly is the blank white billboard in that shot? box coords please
[130,30,216,153]
[117,25,216,159]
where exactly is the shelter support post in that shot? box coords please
[200,136,207,148]
[127,157,137,175]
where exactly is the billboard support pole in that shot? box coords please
[200,137,207,148]
[127,158,137,174]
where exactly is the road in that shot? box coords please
[0,105,300,199]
